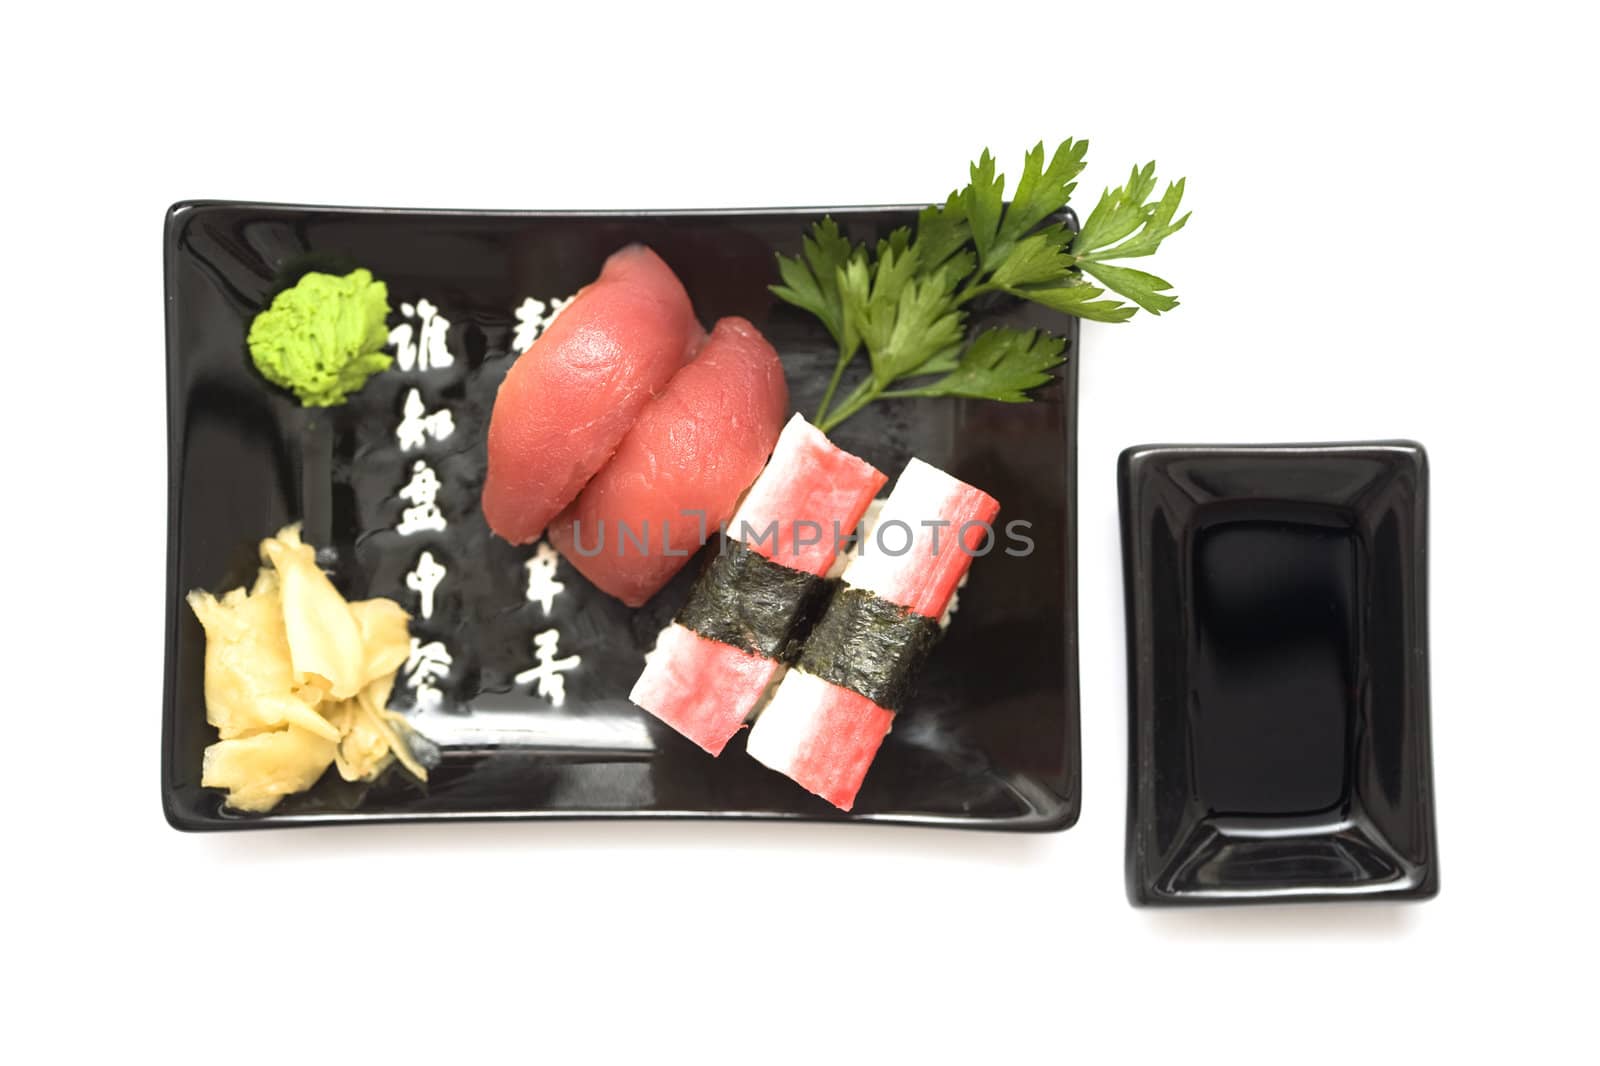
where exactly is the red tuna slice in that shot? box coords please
[743,670,894,811]
[628,623,781,755]
[482,245,702,545]
[728,414,888,576]
[547,316,789,606]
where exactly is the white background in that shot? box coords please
[7,1,1597,1061]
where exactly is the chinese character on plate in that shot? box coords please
[514,629,581,708]
[396,388,456,452]
[524,542,565,615]
[390,298,456,372]
[511,294,575,355]
[397,460,447,536]
[404,637,453,711]
[406,550,447,620]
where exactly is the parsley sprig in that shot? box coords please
[772,140,1188,432]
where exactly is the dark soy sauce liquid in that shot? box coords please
[1192,520,1358,816]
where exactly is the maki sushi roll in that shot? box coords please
[629,415,887,754]
[746,458,1000,810]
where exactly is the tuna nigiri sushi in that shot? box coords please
[629,415,886,754]
[482,245,702,545]
[745,458,1000,810]
[546,317,789,607]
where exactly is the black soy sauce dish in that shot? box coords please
[162,202,1082,831]
[1118,442,1437,905]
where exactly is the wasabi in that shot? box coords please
[246,268,393,407]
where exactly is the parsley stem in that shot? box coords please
[955,279,1001,305]
[816,375,881,434]
[813,339,854,424]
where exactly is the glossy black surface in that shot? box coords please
[1119,443,1436,903]
[163,201,1081,831]
[1192,520,1356,815]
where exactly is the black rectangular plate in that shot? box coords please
[163,202,1081,831]
[1119,442,1437,902]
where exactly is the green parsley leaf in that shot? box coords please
[770,217,861,354]
[1077,175,1188,261]
[1021,280,1139,323]
[996,139,1089,253]
[890,327,1068,404]
[963,149,1006,268]
[880,274,966,383]
[847,244,966,386]
[1076,262,1179,315]
[903,350,962,378]
[779,140,1188,432]
[986,225,1074,292]
[912,191,971,270]
[1066,164,1189,316]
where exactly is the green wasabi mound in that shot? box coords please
[247,268,393,407]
